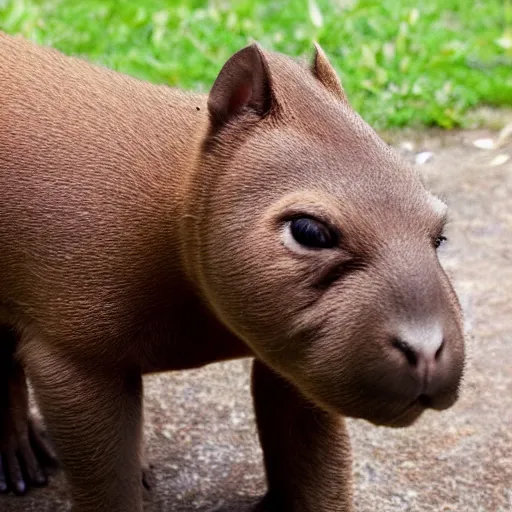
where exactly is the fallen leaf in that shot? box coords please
[489,154,510,167]
[473,138,495,150]
[399,141,415,152]
[415,151,433,165]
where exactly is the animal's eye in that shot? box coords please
[289,217,337,249]
[434,235,447,248]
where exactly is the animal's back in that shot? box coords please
[0,33,206,342]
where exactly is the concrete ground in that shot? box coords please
[1,128,511,512]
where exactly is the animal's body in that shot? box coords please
[0,32,465,511]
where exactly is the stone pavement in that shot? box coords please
[1,128,511,512]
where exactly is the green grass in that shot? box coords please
[1,0,511,129]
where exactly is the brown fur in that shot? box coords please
[0,33,465,511]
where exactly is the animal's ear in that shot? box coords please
[207,43,276,128]
[312,43,348,103]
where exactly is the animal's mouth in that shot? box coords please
[383,397,428,428]
[417,394,433,408]
[379,383,461,428]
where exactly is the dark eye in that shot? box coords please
[289,217,338,249]
[434,235,447,248]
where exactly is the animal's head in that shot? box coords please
[184,43,465,427]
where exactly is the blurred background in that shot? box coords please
[1,0,511,130]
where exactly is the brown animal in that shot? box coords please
[0,32,465,511]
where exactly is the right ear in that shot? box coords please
[312,43,348,104]
[207,43,277,129]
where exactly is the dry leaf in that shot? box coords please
[473,138,495,150]
[399,141,415,152]
[415,151,433,165]
[489,154,510,167]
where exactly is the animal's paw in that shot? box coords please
[0,413,58,495]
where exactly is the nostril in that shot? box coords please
[391,338,418,366]
[435,340,445,360]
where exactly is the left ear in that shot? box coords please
[312,43,348,103]
[207,43,277,130]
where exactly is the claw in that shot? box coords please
[6,451,27,495]
[13,478,27,496]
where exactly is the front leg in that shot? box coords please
[22,341,144,512]
[252,360,353,512]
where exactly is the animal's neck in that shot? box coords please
[113,88,211,286]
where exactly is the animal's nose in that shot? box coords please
[392,320,445,366]
[392,337,444,368]
[391,330,446,402]
[381,309,464,415]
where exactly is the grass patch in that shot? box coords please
[1,0,511,129]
